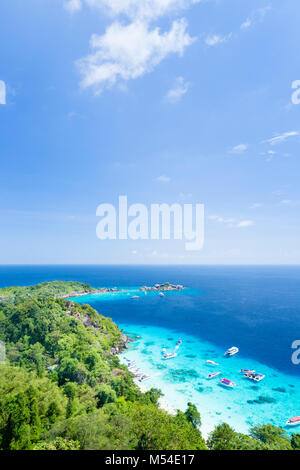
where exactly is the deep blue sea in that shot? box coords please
[1,265,299,374]
[1,265,300,434]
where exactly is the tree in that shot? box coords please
[250,424,292,450]
[95,383,117,407]
[207,423,239,450]
[291,433,300,450]
[184,402,201,428]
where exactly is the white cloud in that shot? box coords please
[0,80,6,105]
[156,175,171,183]
[204,33,231,46]
[236,220,254,228]
[84,0,201,21]
[78,19,195,93]
[64,0,82,13]
[166,76,190,103]
[279,199,300,207]
[264,131,299,146]
[241,6,271,31]
[209,215,254,228]
[230,143,248,154]
[240,19,252,30]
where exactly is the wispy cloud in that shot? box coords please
[0,80,6,105]
[156,175,171,183]
[263,131,299,146]
[70,1,203,20]
[279,199,300,207]
[78,19,195,93]
[240,6,271,31]
[75,1,199,94]
[209,215,254,228]
[204,33,232,46]
[229,143,248,154]
[64,0,82,13]
[236,220,254,228]
[166,76,190,103]
[250,203,262,209]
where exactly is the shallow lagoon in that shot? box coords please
[71,287,300,437]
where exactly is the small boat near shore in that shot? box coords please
[159,292,165,297]
[224,347,239,357]
[244,371,265,382]
[207,372,221,380]
[206,360,219,366]
[131,295,139,299]
[286,416,300,427]
[162,352,177,360]
[139,374,151,382]
[240,369,255,374]
[219,378,235,388]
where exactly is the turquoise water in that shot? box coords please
[70,287,300,437]
[1,265,299,437]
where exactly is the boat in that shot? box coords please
[244,372,265,382]
[131,295,139,299]
[206,360,219,366]
[219,378,235,388]
[207,372,221,379]
[224,347,239,357]
[286,417,300,427]
[240,369,255,374]
[159,292,165,297]
[162,352,177,360]
[177,339,182,344]
[139,374,151,382]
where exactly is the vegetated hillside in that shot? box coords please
[0,280,95,300]
[0,282,207,450]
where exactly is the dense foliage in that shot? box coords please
[0,280,95,300]
[0,282,206,450]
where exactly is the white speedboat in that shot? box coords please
[219,378,235,388]
[159,292,165,297]
[286,416,300,426]
[206,360,219,366]
[131,295,139,299]
[240,369,255,374]
[207,372,221,379]
[224,346,239,357]
[162,352,177,360]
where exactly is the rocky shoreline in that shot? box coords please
[56,287,124,299]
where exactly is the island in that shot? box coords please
[140,282,184,292]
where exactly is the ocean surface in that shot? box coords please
[1,265,300,435]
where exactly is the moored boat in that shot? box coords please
[162,352,177,360]
[219,378,235,388]
[240,369,255,374]
[244,372,265,382]
[224,346,239,357]
[207,372,221,379]
[286,416,300,426]
[206,360,219,366]
[139,374,151,382]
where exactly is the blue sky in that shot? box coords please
[1,0,300,264]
